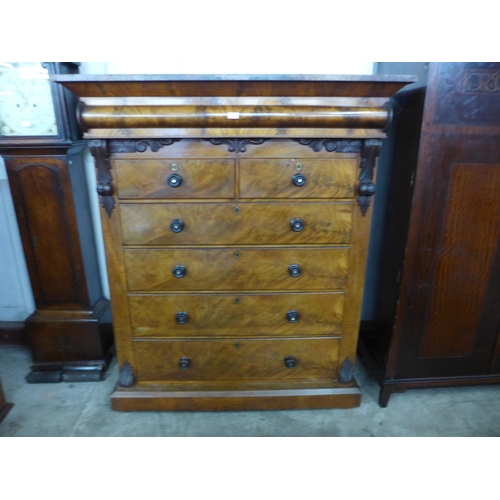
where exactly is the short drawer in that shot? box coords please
[124,247,349,291]
[239,158,357,199]
[133,337,340,381]
[114,159,235,199]
[121,202,353,245]
[129,292,345,337]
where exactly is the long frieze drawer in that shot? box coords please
[114,159,235,199]
[129,292,345,338]
[239,159,357,199]
[124,247,349,291]
[133,337,340,381]
[121,202,353,245]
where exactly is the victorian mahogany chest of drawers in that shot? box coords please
[54,74,414,410]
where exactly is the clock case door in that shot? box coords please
[1,63,113,382]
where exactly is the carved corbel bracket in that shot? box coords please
[89,139,115,218]
[339,358,354,384]
[118,361,135,388]
[205,139,268,152]
[358,139,382,216]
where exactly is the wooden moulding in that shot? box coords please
[79,104,390,131]
[52,74,417,99]
[54,74,416,139]
[111,384,361,411]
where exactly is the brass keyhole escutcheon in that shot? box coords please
[296,162,302,171]
[234,206,240,215]
[234,251,240,259]
[171,163,178,171]
[235,297,240,304]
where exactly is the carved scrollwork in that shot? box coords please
[109,139,181,153]
[89,139,115,218]
[294,139,362,153]
[358,139,382,216]
[205,139,268,152]
[464,68,500,93]
[433,63,500,125]
[339,358,354,384]
[118,361,135,388]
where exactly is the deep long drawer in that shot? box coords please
[120,202,353,245]
[129,292,345,337]
[124,247,349,291]
[133,337,340,381]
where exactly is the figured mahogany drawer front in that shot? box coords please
[133,337,340,381]
[129,292,345,338]
[124,247,349,291]
[239,159,357,199]
[114,159,235,199]
[120,202,353,245]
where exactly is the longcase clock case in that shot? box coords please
[1,63,112,382]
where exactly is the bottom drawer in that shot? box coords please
[133,338,340,382]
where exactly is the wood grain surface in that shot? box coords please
[420,163,500,357]
[111,384,361,411]
[7,160,81,306]
[133,337,340,381]
[79,104,389,130]
[120,202,353,245]
[114,159,235,199]
[124,247,349,291]
[54,74,415,98]
[128,292,345,337]
[239,158,357,198]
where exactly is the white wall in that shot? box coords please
[82,147,110,299]
[81,62,375,75]
[0,158,35,321]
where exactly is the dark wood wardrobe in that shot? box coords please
[359,62,500,406]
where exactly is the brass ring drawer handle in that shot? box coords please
[168,174,182,187]
[292,173,307,187]
[289,264,301,277]
[179,357,191,370]
[287,310,300,323]
[290,218,304,232]
[173,265,186,278]
[170,219,184,233]
[284,356,296,368]
[176,312,188,324]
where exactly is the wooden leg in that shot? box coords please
[379,384,393,408]
[0,379,13,424]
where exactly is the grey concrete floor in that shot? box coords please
[1,344,499,436]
